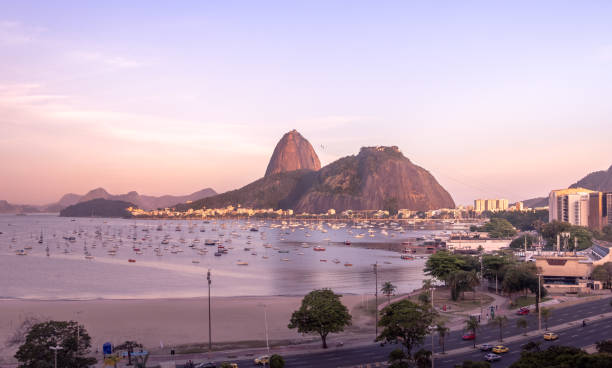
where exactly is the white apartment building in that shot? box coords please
[548,188,593,227]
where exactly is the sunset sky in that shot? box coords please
[2,1,612,206]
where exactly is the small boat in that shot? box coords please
[332,259,340,264]
[344,263,353,267]
[278,250,289,253]
[85,255,94,260]
[214,252,223,256]
[401,255,414,260]
[192,260,200,264]
[320,259,327,262]
[281,258,290,262]
[313,246,326,251]
[344,240,351,245]
[128,259,136,263]
[237,261,249,266]
[15,249,27,256]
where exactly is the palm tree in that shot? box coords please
[465,316,480,349]
[422,278,434,291]
[435,323,450,353]
[115,340,143,366]
[381,281,397,305]
[516,317,528,336]
[490,315,508,342]
[541,307,552,330]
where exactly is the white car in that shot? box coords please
[484,353,501,362]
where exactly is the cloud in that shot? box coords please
[70,51,144,69]
[0,21,45,45]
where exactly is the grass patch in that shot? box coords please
[173,338,316,354]
[510,295,551,309]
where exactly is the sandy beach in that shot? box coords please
[0,294,375,363]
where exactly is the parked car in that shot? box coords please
[484,353,501,362]
[462,333,476,340]
[543,332,559,341]
[492,345,509,354]
[253,356,270,365]
[194,363,216,368]
[479,343,494,351]
[517,307,530,315]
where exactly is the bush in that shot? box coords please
[270,354,285,368]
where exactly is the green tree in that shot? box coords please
[288,289,352,349]
[414,349,432,368]
[509,234,537,249]
[540,308,552,330]
[449,270,479,301]
[475,218,517,238]
[490,315,508,342]
[516,317,528,336]
[435,323,450,354]
[376,300,436,362]
[424,251,464,285]
[465,316,480,349]
[381,281,397,305]
[592,265,610,288]
[388,348,410,368]
[521,341,541,352]
[482,254,513,294]
[418,291,431,306]
[14,320,97,368]
[269,354,285,368]
[509,345,612,368]
[596,340,612,354]
[454,361,491,368]
[114,341,143,366]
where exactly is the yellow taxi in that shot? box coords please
[254,356,269,365]
[543,332,559,341]
[492,345,509,354]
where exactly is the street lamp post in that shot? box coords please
[537,273,542,331]
[373,262,378,338]
[50,345,63,368]
[431,287,435,368]
[207,269,212,354]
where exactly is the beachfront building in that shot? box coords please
[534,240,612,293]
[548,188,594,227]
[474,198,509,213]
[445,233,511,252]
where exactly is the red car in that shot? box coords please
[462,333,476,340]
[517,307,530,315]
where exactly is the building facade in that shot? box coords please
[474,198,509,213]
[548,188,594,226]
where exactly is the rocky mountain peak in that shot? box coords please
[265,130,321,177]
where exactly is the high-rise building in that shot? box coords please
[589,192,605,231]
[473,198,509,213]
[549,188,594,227]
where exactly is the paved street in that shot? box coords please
[172,295,612,368]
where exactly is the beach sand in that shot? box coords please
[0,294,375,362]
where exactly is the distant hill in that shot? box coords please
[570,165,612,192]
[180,130,454,213]
[59,198,134,218]
[44,187,217,211]
[522,164,612,208]
[0,200,42,214]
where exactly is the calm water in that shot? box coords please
[0,214,455,300]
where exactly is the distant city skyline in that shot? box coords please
[2,1,611,205]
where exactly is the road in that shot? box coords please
[174,296,612,368]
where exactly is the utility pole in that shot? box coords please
[537,273,542,331]
[373,262,378,338]
[207,269,212,353]
[431,287,435,368]
[50,345,63,368]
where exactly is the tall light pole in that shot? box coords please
[50,345,63,368]
[207,269,212,354]
[537,273,542,331]
[431,287,435,368]
[75,311,83,353]
[258,303,270,354]
[373,262,378,338]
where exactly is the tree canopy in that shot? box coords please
[471,218,517,238]
[288,289,352,348]
[541,221,593,250]
[376,300,436,362]
[509,345,612,368]
[15,320,97,368]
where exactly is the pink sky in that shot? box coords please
[2,2,612,206]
